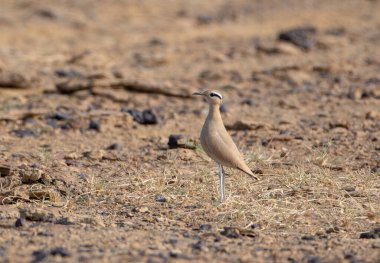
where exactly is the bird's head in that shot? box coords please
[193,90,223,105]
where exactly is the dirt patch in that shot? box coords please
[1,0,380,262]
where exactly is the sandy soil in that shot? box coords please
[0,0,380,262]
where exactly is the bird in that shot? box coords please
[193,90,258,202]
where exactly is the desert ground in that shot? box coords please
[0,0,380,262]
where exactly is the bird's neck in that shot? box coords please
[207,103,222,123]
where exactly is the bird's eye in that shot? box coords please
[210,92,222,100]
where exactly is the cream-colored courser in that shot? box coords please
[193,90,258,202]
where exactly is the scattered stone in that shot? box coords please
[167,135,196,150]
[359,228,380,239]
[32,249,49,263]
[19,208,55,222]
[37,230,54,237]
[0,165,11,177]
[301,235,316,241]
[19,164,43,183]
[124,109,158,125]
[241,98,256,106]
[155,194,167,202]
[278,26,317,50]
[15,217,26,227]
[192,240,203,251]
[35,8,58,19]
[55,217,76,225]
[13,128,37,138]
[89,119,101,131]
[106,143,121,150]
[50,247,70,257]
[168,134,184,149]
[55,68,83,78]
[199,224,212,231]
[307,256,322,263]
[220,227,240,238]
[196,15,213,25]
[219,104,228,113]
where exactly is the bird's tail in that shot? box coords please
[237,166,259,180]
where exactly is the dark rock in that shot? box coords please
[249,223,260,229]
[199,224,212,231]
[52,112,70,120]
[168,134,184,149]
[301,235,316,241]
[35,9,58,19]
[278,26,317,50]
[155,194,167,203]
[197,15,213,25]
[89,119,101,131]
[359,228,380,239]
[192,240,203,251]
[219,104,228,113]
[60,122,72,130]
[220,227,240,238]
[344,254,360,263]
[142,109,158,124]
[13,128,36,138]
[32,249,49,263]
[15,218,26,228]
[106,143,121,151]
[0,165,11,177]
[261,139,269,147]
[124,109,158,125]
[149,37,165,46]
[50,247,70,257]
[371,166,378,173]
[55,68,83,78]
[0,247,5,257]
[241,98,256,106]
[37,230,54,237]
[307,256,322,263]
[55,217,75,225]
[164,238,178,245]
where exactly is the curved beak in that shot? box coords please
[192,92,203,96]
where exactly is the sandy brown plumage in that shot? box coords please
[194,90,258,201]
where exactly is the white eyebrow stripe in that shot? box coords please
[210,92,222,100]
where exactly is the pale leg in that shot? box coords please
[217,163,225,202]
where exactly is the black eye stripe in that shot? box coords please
[210,92,222,100]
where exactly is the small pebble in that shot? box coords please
[199,224,212,231]
[50,247,70,257]
[89,119,101,131]
[155,194,167,203]
[15,218,26,228]
[106,143,121,150]
[220,227,240,238]
[168,135,183,149]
